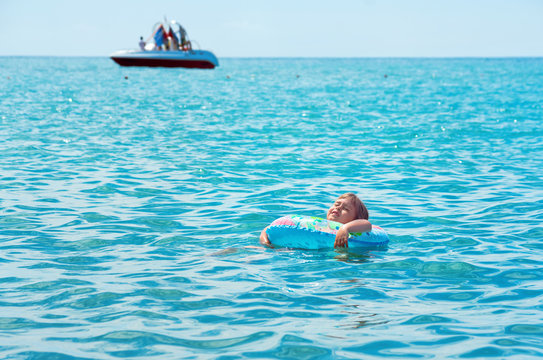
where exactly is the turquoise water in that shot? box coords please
[1,57,542,359]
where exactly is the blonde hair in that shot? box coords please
[337,193,369,220]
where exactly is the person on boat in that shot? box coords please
[178,25,188,47]
[139,36,146,51]
[167,27,179,51]
[153,25,167,51]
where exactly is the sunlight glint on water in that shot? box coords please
[0,57,542,359]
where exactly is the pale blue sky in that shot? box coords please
[1,0,542,57]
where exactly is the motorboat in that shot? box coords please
[110,20,219,69]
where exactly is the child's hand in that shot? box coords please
[334,220,372,248]
[334,226,350,248]
[259,227,272,247]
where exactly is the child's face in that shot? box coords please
[327,198,357,224]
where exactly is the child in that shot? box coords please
[259,193,372,248]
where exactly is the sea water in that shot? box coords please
[0,57,542,359]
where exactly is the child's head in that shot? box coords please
[326,193,369,224]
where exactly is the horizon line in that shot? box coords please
[1,55,543,59]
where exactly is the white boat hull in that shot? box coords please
[110,50,219,69]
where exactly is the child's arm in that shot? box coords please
[334,219,372,248]
[259,226,272,247]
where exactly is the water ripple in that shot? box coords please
[1,57,542,359]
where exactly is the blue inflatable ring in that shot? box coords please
[266,215,389,249]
